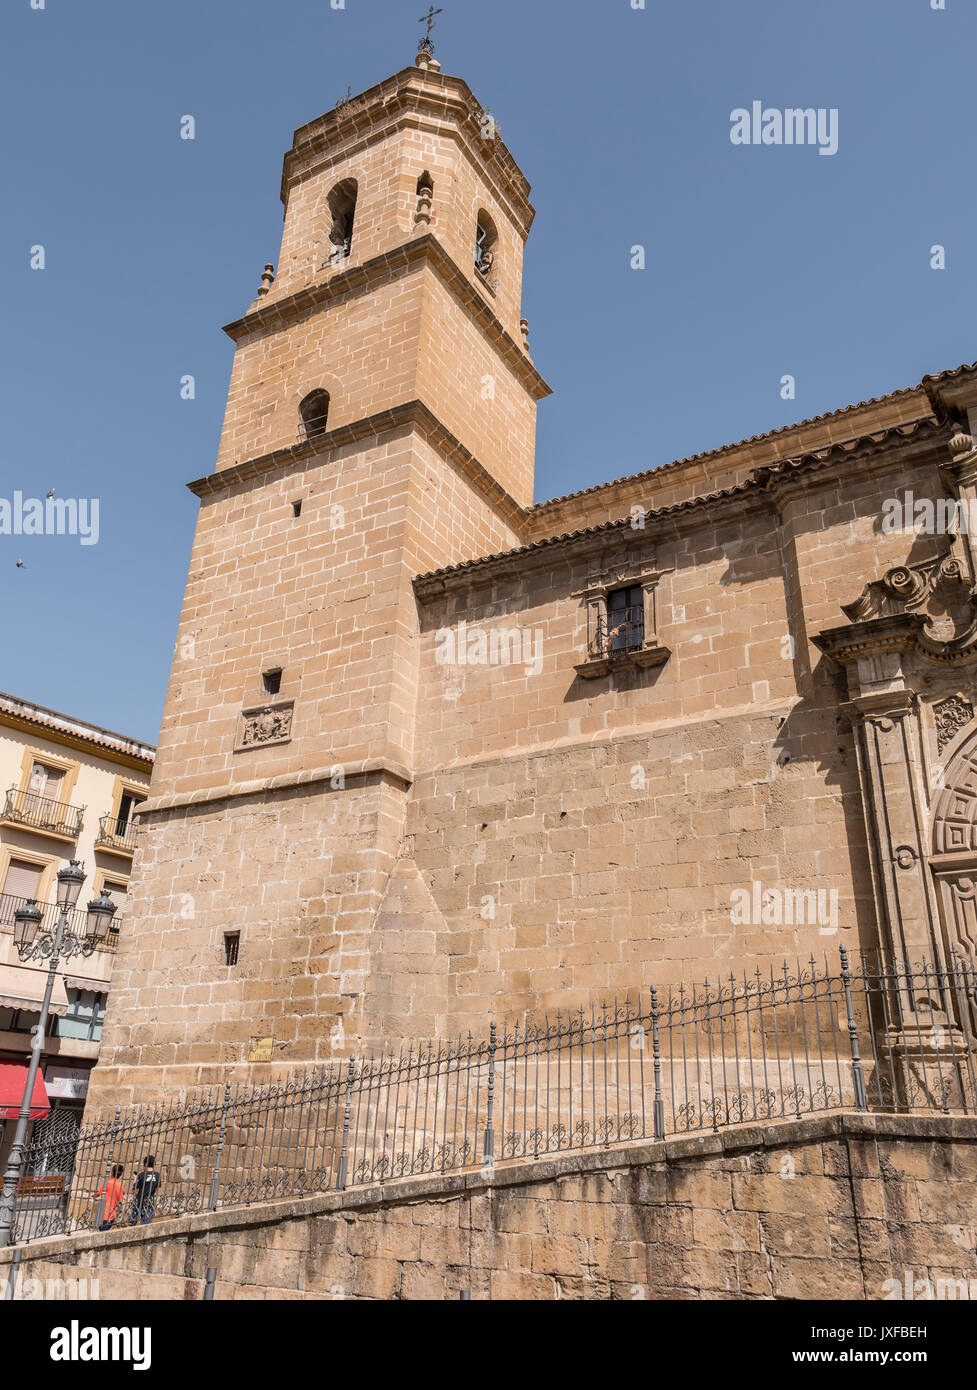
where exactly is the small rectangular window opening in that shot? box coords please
[262,668,283,696]
[224,932,240,967]
[292,500,302,518]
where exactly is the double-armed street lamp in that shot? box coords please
[0,861,117,1247]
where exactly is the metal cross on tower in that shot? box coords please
[418,5,443,54]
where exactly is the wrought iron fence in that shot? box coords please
[8,946,977,1245]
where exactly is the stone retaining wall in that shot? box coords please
[3,1112,975,1301]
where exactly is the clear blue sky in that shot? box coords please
[1,0,972,744]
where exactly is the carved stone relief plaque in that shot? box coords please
[236,700,294,751]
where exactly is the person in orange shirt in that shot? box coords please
[96,1164,125,1230]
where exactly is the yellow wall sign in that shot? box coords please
[248,1036,274,1062]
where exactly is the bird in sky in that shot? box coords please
[16,559,26,569]
[46,489,55,499]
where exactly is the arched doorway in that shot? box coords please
[930,723,977,1035]
[932,723,977,965]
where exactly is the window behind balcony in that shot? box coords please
[607,586,645,652]
[26,762,64,814]
[116,792,144,837]
[1,858,42,919]
[102,880,128,914]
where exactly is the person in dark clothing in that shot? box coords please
[131,1155,160,1225]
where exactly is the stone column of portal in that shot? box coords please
[814,617,945,971]
[848,694,944,969]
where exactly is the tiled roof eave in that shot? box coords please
[413,478,764,597]
[529,362,977,515]
[413,416,949,597]
[0,692,155,765]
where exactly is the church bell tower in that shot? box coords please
[86,45,550,1105]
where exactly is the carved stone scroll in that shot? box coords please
[933,694,974,754]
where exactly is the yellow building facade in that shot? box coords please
[0,690,153,1167]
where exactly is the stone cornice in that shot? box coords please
[410,696,798,784]
[812,614,928,667]
[186,399,527,534]
[928,850,977,873]
[817,615,977,668]
[137,755,413,818]
[841,691,917,724]
[573,643,671,680]
[925,361,977,417]
[752,418,949,504]
[222,233,550,402]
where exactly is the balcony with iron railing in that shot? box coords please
[1,787,84,841]
[592,604,646,657]
[95,813,140,855]
[575,603,671,680]
[0,892,121,953]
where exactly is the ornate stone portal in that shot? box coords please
[814,427,977,1036]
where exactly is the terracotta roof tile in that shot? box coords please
[0,690,155,764]
[414,415,947,590]
[528,362,974,512]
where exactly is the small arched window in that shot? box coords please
[300,390,331,441]
[326,179,357,265]
[475,210,498,279]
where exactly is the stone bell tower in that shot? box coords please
[87,48,550,1106]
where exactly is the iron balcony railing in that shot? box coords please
[0,892,121,954]
[2,787,84,839]
[95,814,139,853]
[588,604,646,659]
[8,947,977,1245]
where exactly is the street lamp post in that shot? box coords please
[0,862,117,1248]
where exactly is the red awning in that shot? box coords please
[0,1062,50,1120]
